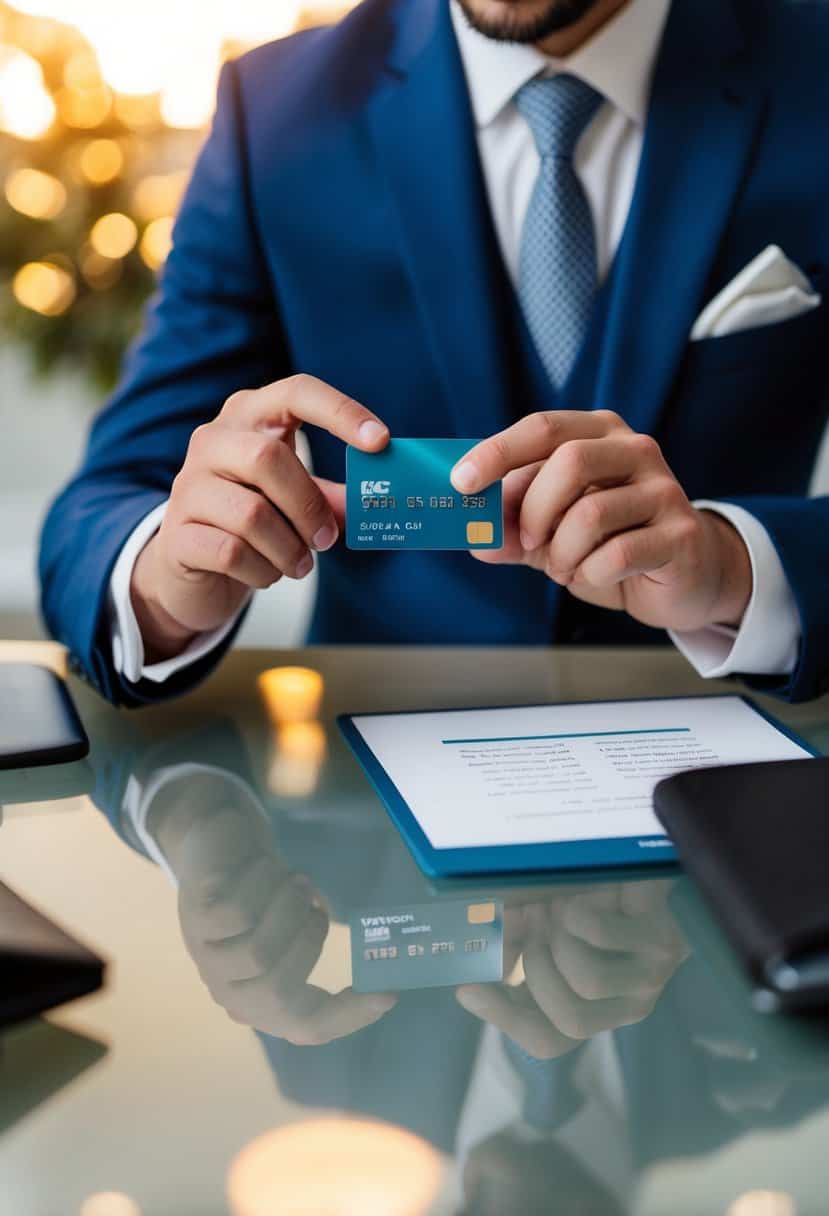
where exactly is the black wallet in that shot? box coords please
[0,880,105,1030]
[654,757,829,1012]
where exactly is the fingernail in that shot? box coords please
[295,553,314,578]
[520,530,536,551]
[451,461,478,493]
[312,524,337,551]
[358,420,387,447]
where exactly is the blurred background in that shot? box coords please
[0,0,827,650]
[0,0,354,648]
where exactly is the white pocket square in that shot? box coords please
[691,244,821,341]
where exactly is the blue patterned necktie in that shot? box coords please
[516,73,604,392]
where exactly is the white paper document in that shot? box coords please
[350,696,811,850]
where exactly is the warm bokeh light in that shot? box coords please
[4,0,359,136]
[0,44,55,138]
[5,166,66,218]
[132,171,188,221]
[726,1193,797,1216]
[220,0,303,42]
[157,25,221,131]
[227,1117,444,1216]
[56,82,111,128]
[267,720,327,797]
[79,243,122,289]
[63,48,99,91]
[139,215,173,269]
[79,137,123,184]
[112,91,157,130]
[0,0,356,381]
[13,259,75,315]
[90,211,137,258]
[279,721,327,762]
[258,665,324,725]
[6,2,354,130]
[80,1193,143,1216]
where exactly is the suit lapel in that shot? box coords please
[594,0,769,436]
[365,0,516,439]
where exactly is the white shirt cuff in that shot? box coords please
[108,500,248,686]
[669,500,800,679]
[123,762,267,884]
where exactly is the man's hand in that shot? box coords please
[131,375,389,661]
[451,410,752,633]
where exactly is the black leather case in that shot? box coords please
[654,758,829,1010]
[0,664,88,769]
[0,880,105,1029]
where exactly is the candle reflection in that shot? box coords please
[726,1193,797,1216]
[267,720,327,798]
[227,1118,444,1216]
[80,1194,142,1216]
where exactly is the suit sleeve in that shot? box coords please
[39,60,288,707]
[721,494,829,703]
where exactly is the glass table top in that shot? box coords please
[2,645,829,1216]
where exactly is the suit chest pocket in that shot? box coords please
[678,292,827,384]
[661,289,829,498]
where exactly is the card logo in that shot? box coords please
[361,480,391,496]
[361,913,414,927]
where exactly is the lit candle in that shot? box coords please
[258,666,324,725]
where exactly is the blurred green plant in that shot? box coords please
[0,1,343,391]
[0,3,196,390]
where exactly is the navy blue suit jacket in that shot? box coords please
[40,0,829,706]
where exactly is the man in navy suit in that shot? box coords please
[40,0,829,706]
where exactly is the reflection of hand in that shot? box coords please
[457,881,689,1059]
[150,776,396,1044]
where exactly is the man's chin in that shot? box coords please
[456,0,602,44]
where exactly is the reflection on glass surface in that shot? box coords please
[456,880,690,1058]
[228,1118,444,1216]
[83,716,829,1215]
[266,719,327,798]
[79,1194,143,1216]
[726,1195,798,1216]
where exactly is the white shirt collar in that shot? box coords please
[449,0,673,130]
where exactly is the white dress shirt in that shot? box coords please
[108,0,800,686]
[452,1024,633,1207]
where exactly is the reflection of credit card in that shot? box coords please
[346,438,503,551]
[350,898,503,993]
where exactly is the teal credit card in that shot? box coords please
[346,438,503,551]
[350,897,504,993]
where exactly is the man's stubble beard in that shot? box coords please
[455,0,603,44]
